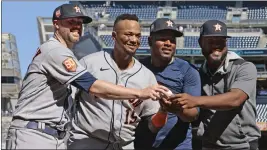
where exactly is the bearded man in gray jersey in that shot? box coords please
[6,4,168,149]
[68,14,171,150]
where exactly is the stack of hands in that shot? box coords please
[140,84,199,112]
[159,90,199,113]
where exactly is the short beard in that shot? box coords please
[69,32,80,43]
[206,51,227,68]
[64,33,79,49]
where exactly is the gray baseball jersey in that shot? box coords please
[199,51,261,149]
[72,50,160,145]
[12,37,87,129]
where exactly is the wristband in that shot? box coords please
[151,111,168,128]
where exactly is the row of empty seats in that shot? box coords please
[80,1,267,21]
[247,7,267,20]
[100,35,114,47]
[243,1,267,20]
[185,36,260,48]
[106,6,158,19]
[227,36,259,48]
[177,5,227,20]
[184,36,200,48]
[100,35,260,49]
[82,2,159,19]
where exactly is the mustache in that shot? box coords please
[70,28,81,34]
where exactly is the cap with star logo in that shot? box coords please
[150,18,183,37]
[52,4,92,24]
[200,20,231,38]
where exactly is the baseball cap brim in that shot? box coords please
[60,15,92,24]
[80,16,92,24]
[152,29,183,37]
[173,30,184,37]
[202,34,231,38]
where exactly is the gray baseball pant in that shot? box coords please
[6,119,66,149]
[67,131,134,150]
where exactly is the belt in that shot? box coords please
[249,139,258,150]
[13,116,66,139]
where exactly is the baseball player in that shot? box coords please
[5,4,168,149]
[135,18,201,150]
[67,14,170,150]
[174,20,261,150]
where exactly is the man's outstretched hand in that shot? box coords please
[139,84,170,100]
[168,93,199,109]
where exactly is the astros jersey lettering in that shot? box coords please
[72,50,160,144]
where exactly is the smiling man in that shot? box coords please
[5,5,169,149]
[172,20,261,150]
[68,14,170,150]
[135,18,201,150]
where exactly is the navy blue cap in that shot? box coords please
[200,20,231,38]
[150,18,183,37]
[52,4,92,24]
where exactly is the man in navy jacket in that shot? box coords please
[135,18,201,150]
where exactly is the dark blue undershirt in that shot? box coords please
[135,57,201,150]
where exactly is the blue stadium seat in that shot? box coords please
[184,36,200,48]
[184,36,260,48]
[100,35,114,47]
[91,3,159,20]
[176,4,227,20]
[101,35,260,49]
[247,7,267,20]
[82,1,160,20]
[227,36,259,48]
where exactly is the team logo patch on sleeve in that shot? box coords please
[63,57,77,72]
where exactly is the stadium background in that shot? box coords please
[2,1,267,149]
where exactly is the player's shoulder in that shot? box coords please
[173,58,190,67]
[81,50,105,60]
[173,58,199,74]
[40,38,64,50]
[232,59,257,76]
[40,38,71,55]
[79,50,112,66]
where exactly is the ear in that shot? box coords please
[112,31,116,40]
[53,20,59,30]
[198,37,203,49]
[148,36,152,47]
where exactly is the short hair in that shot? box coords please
[113,14,139,30]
